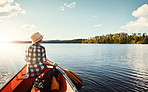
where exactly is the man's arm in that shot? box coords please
[42,59,58,66]
[42,61,53,66]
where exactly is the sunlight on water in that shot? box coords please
[0,43,27,89]
[0,43,13,51]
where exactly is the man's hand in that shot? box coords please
[52,62,58,66]
[46,58,58,66]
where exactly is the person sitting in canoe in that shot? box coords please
[25,32,58,78]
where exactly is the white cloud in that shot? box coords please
[121,4,148,32]
[93,16,98,18]
[0,0,25,18]
[59,2,76,11]
[0,0,13,7]
[64,3,67,7]
[59,6,64,11]
[65,2,76,9]
[20,24,37,29]
[94,24,102,27]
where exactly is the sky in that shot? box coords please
[0,0,148,41]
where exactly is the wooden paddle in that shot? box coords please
[47,59,82,86]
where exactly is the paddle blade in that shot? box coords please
[63,70,82,89]
[68,70,82,82]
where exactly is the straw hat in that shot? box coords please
[31,32,43,43]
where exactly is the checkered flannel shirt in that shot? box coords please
[25,44,47,78]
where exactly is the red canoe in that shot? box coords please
[0,65,78,92]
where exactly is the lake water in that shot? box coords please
[0,44,148,92]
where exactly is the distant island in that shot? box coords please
[82,33,148,44]
[10,39,84,44]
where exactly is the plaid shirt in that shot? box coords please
[25,44,47,78]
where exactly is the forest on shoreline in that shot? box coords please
[82,33,148,44]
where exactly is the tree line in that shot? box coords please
[82,33,148,44]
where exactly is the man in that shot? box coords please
[25,32,58,78]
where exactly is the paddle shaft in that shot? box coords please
[47,59,82,82]
[47,59,64,70]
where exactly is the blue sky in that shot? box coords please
[0,0,148,41]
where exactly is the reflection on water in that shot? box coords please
[0,43,27,88]
[0,44,148,92]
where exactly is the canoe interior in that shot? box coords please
[1,65,74,92]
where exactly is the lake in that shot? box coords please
[0,44,148,92]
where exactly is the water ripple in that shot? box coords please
[79,64,148,92]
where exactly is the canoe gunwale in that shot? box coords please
[57,67,79,92]
[0,65,27,91]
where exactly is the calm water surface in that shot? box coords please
[0,44,148,92]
